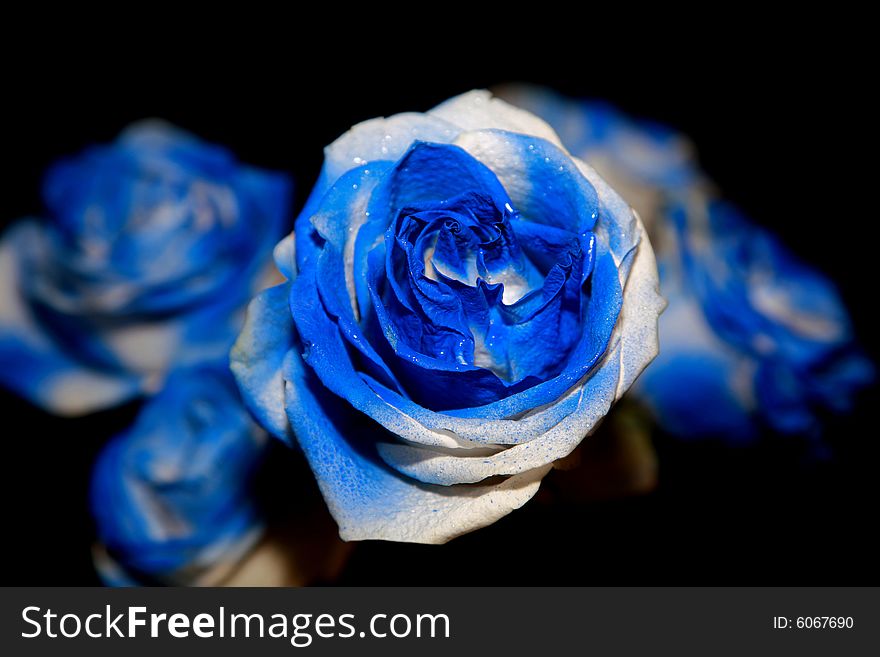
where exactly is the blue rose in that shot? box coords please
[90,365,268,586]
[497,85,874,441]
[641,198,873,440]
[232,91,664,544]
[0,121,291,414]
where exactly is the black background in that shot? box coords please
[1,26,876,585]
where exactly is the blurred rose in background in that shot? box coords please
[0,121,289,414]
[90,365,268,585]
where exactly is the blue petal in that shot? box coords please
[454,130,599,233]
[297,163,406,393]
[376,343,622,485]
[315,243,405,392]
[230,284,297,443]
[295,162,393,317]
[443,246,624,419]
[282,345,550,544]
[365,141,513,218]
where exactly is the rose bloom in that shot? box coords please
[0,121,290,414]
[233,91,663,543]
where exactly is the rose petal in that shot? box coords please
[429,90,565,149]
[358,371,584,446]
[273,233,296,280]
[230,283,296,442]
[612,218,665,397]
[283,346,551,544]
[376,343,621,485]
[454,130,599,233]
[320,114,460,195]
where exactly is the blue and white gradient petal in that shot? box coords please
[0,121,291,415]
[496,84,874,441]
[495,84,700,235]
[232,90,664,544]
[90,366,268,586]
